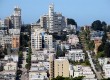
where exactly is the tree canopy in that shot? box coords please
[67,18,77,27]
[91,20,107,31]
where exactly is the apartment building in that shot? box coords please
[31,28,53,51]
[44,34,53,49]
[0,29,20,49]
[31,49,56,62]
[4,62,17,71]
[54,59,69,78]
[12,35,20,49]
[29,63,49,80]
[40,3,67,33]
[103,64,110,78]
[68,34,79,45]
[65,49,85,62]
[73,65,96,79]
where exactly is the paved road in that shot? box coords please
[86,51,103,80]
[21,51,29,80]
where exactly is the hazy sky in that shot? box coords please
[0,0,110,26]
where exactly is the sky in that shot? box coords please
[0,0,110,26]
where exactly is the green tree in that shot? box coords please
[91,20,103,31]
[104,42,110,57]
[67,18,77,27]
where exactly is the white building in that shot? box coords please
[31,49,56,62]
[98,58,110,66]
[73,65,96,79]
[0,20,5,27]
[9,29,20,35]
[4,54,18,62]
[44,34,53,49]
[4,62,17,71]
[40,3,67,33]
[31,28,53,51]
[103,64,110,78]
[68,34,79,45]
[29,62,49,80]
[31,32,42,50]
[65,49,85,62]
[29,71,48,80]
[3,71,16,80]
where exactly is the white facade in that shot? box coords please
[31,49,56,62]
[68,34,79,45]
[31,28,53,50]
[0,20,5,27]
[73,65,96,79]
[9,29,20,35]
[31,32,42,50]
[40,3,67,33]
[65,49,85,62]
[103,64,110,78]
[29,71,48,80]
[4,62,17,71]
[29,62,49,80]
[44,34,53,49]
[4,55,18,62]
[98,58,110,66]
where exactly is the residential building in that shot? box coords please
[73,65,96,79]
[98,58,110,66]
[49,54,55,79]
[0,20,5,27]
[31,28,53,51]
[11,6,21,29]
[40,3,67,33]
[65,49,85,62]
[44,34,53,49]
[29,71,48,80]
[29,62,49,80]
[31,49,55,62]
[4,62,17,71]
[103,64,110,78]
[12,35,20,49]
[68,34,79,45]
[54,59,69,78]
[4,17,12,29]
[4,54,18,62]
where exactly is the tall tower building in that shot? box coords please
[40,3,67,33]
[11,6,21,29]
[48,3,54,33]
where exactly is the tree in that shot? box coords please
[88,41,95,50]
[67,18,77,27]
[91,20,103,31]
[104,42,110,57]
